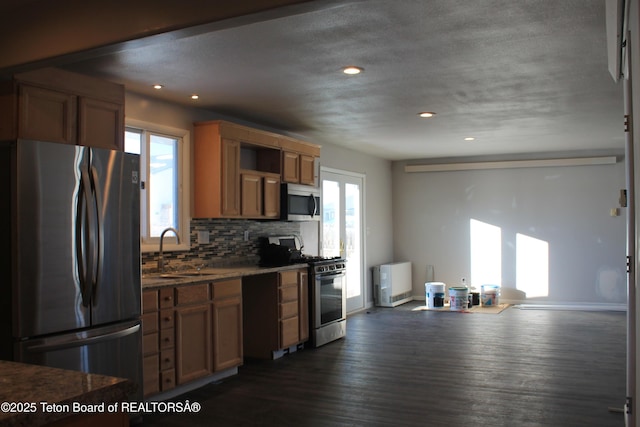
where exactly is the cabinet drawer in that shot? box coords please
[279,301,298,319]
[160,349,175,371]
[160,369,175,391]
[279,285,298,303]
[159,309,174,329]
[280,317,299,348]
[212,279,241,299]
[159,288,175,308]
[142,312,158,335]
[143,354,159,397]
[279,270,299,286]
[160,328,175,350]
[143,290,158,313]
[142,333,158,356]
[175,284,209,306]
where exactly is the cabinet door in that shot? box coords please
[78,97,124,150]
[241,173,262,217]
[222,139,241,217]
[280,317,299,349]
[300,155,316,186]
[18,85,76,144]
[263,174,280,218]
[175,304,212,384]
[298,270,309,342]
[212,295,243,371]
[282,151,300,183]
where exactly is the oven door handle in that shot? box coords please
[316,271,345,279]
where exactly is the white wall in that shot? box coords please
[392,160,626,305]
[319,143,394,307]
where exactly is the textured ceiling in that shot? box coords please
[62,0,623,161]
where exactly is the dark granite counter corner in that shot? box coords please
[0,360,135,426]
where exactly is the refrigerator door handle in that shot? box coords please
[76,168,94,307]
[22,322,141,354]
[89,164,102,299]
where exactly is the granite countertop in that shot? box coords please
[142,263,309,290]
[0,360,135,426]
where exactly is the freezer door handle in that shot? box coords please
[22,322,141,354]
[76,168,94,307]
[89,164,102,301]
[76,163,100,307]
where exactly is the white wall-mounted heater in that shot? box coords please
[373,262,413,307]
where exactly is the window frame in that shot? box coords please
[125,118,191,253]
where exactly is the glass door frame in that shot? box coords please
[320,167,366,314]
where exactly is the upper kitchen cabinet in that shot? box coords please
[0,68,124,150]
[280,138,320,186]
[193,120,319,219]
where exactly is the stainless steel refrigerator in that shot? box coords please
[0,139,142,401]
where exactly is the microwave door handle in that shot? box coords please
[309,193,318,218]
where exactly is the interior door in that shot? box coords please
[321,168,364,313]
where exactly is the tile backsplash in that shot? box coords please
[141,219,301,273]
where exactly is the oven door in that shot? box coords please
[312,271,346,328]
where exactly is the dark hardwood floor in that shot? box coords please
[142,302,626,426]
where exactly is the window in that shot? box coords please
[125,119,190,253]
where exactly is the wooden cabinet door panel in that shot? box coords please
[175,283,209,306]
[212,279,241,299]
[19,85,76,144]
[279,285,298,303]
[222,138,241,216]
[263,174,280,218]
[142,333,159,357]
[279,301,298,319]
[141,312,158,335]
[143,290,158,313]
[300,154,315,185]
[212,296,243,371]
[78,97,124,151]
[282,151,300,183]
[175,304,212,384]
[241,173,262,217]
[279,317,299,348]
[143,354,160,397]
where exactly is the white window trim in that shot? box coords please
[126,118,191,253]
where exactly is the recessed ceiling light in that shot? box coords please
[464,137,475,141]
[152,84,163,90]
[191,94,199,100]
[417,112,436,118]
[343,66,363,75]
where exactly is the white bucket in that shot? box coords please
[481,285,500,306]
[449,287,469,311]
[425,282,446,308]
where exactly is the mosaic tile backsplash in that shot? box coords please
[141,219,301,273]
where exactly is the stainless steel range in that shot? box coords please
[308,257,347,348]
[259,236,347,348]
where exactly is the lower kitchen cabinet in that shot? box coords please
[242,268,309,359]
[212,279,243,371]
[175,302,212,384]
[142,278,243,397]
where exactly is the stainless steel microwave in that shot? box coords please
[280,183,320,221]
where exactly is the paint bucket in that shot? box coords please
[425,282,446,308]
[481,285,500,306]
[449,287,469,311]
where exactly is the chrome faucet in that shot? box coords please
[158,227,180,272]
